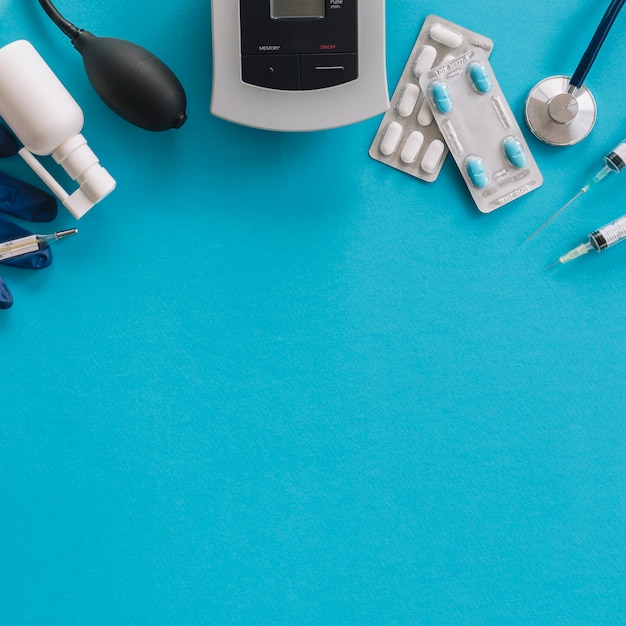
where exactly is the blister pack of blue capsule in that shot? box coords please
[369,15,493,183]
[419,48,543,212]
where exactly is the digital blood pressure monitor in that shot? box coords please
[210,0,388,131]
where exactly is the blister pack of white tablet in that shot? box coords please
[369,15,493,182]
[420,48,543,212]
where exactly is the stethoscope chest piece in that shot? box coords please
[525,75,597,146]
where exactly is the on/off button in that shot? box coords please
[241,54,300,90]
[300,53,358,90]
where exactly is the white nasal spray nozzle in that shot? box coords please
[0,40,115,219]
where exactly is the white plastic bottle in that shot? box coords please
[0,39,115,219]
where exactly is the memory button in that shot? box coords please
[241,54,300,90]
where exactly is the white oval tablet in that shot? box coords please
[417,99,433,126]
[400,131,424,164]
[429,23,463,48]
[396,83,420,118]
[421,139,445,173]
[412,45,437,77]
[380,121,403,156]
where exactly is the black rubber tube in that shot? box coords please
[38,0,80,39]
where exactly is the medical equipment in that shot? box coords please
[0,124,17,158]
[0,123,59,223]
[0,209,75,311]
[0,40,115,219]
[38,0,187,131]
[0,172,58,223]
[525,0,625,146]
[0,229,77,262]
[210,0,388,131]
[527,138,626,239]
[547,213,626,267]
[419,49,542,212]
[369,15,494,182]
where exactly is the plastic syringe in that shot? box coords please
[0,229,77,261]
[527,138,626,241]
[547,213,626,267]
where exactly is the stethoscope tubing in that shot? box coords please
[569,0,626,90]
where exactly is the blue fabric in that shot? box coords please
[0,172,58,222]
[0,216,52,269]
[0,122,18,158]
[0,275,12,308]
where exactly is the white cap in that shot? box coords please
[18,135,116,220]
[52,134,116,219]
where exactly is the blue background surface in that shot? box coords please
[2,0,626,623]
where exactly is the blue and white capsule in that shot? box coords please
[467,62,492,94]
[430,81,453,113]
[502,136,528,168]
[465,156,489,188]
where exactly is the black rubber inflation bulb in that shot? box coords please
[72,30,187,131]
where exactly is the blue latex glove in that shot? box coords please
[0,122,59,309]
[0,120,18,157]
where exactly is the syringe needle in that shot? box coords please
[527,162,617,242]
[544,242,592,270]
[526,189,585,242]
[544,259,561,270]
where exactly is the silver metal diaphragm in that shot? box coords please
[525,75,596,146]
